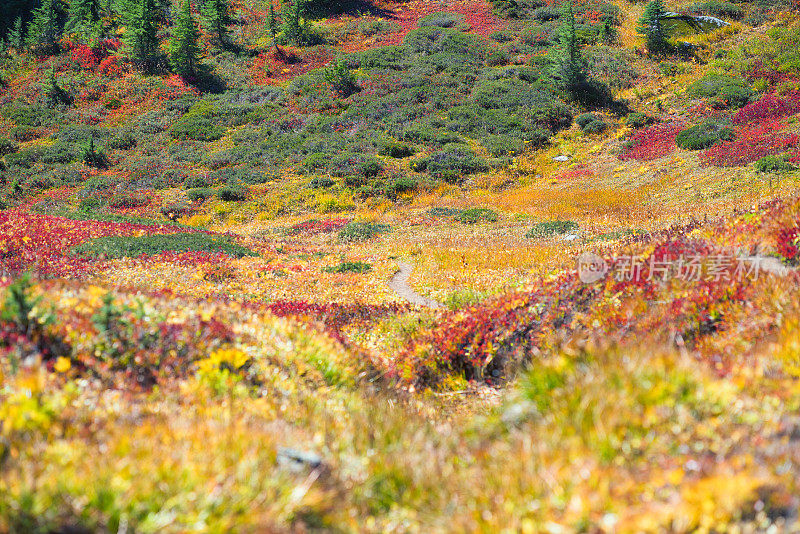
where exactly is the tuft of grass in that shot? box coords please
[323,261,372,274]
[73,233,258,259]
[525,220,579,238]
[338,222,391,242]
[455,208,499,224]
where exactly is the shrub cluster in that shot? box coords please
[526,220,579,238]
[676,121,735,150]
[687,75,754,109]
[73,233,258,259]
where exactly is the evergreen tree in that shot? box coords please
[67,0,104,44]
[201,0,229,46]
[168,0,201,77]
[267,1,278,41]
[637,0,669,55]
[8,17,25,51]
[551,1,586,92]
[43,66,68,106]
[122,0,159,72]
[282,0,305,45]
[26,0,61,54]
[66,0,100,33]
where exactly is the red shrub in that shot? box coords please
[776,224,800,262]
[99,55,124,77]
[700,120,800,167]
[619,121,685,161]
[732,92,800,125]
[70,44,99,69]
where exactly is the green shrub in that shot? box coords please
[184,174,213,189]
[625,112,655,129]
[489,30,514,42]
[687,74,754,108]
[0,137,19,156]
[755,155,797,173]
[532,5,561,21]
[323,261,372,273]
[351,46,409,70]
[379,140,415,158]
[418,11,465,28]
[338,221,391,242]
[688,1,743,19]
[210,166,271,185]
[658,61,686,77]
[78,196,104,212]
[486,47,511,66]
[456,208,499,224]
[585,46,638,90]
[323,58,360,98]
[217,184,249,202]
[5,142,77,168]
[169,114,226,141]
[676,121,735,150]
[526,220,579,238]
[186,187,217,202]
[309,176,335,189]
[358,19,401,36]
[481,135,525,157]
[403,27,488,57]
[73,232,258,259]
[107,129,137,150]
[582,120,608,134]
[576,113,599,129]
[107,192,150,210]
[422,144,489,181]
[391,175,418,194]
[427,206,463,218]
[10,126,39,142]
[331,153,384,178]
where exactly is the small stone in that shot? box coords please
[277,447,324,473]
[553,155,570,162]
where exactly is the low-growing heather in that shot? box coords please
[687,74,754,109]
[73,233,258,259]
[323,261,372,273]
[676,121,735,150]
[526,220,579,238]
[456,208,499,224]
[338,221,391,242]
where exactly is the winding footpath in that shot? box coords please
[389,260,443,309]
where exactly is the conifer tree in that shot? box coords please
[26,0,61,54]
[282,0,305,45]
[550,1,586,92]
[168,0,201,77]
[66,0,101,34]
[122,0,159,72]
[201,0,229,46]
[43,66,67,106]
[268,1,278,41]
[637,0,669,55]
[8,17,25,51]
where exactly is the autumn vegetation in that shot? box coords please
[1,0,800,531]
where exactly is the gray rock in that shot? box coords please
[552,155,570,162]
[277,447,324,473]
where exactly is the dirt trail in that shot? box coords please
[389,261,442,309]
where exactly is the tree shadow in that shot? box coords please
[189,66,228,94]
[304,0,400,20]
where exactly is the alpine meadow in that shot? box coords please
[2,0,800,531]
